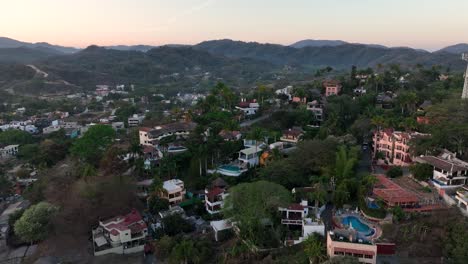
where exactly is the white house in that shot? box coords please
[0,145,19,158]
[415,150,468,192]
[278,200,325,245]
[128,114,145,127]
[238,147,263,166]
[160,179,186,206]
[92,209,148,256]
[205,178,229,215]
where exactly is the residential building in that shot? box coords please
[235,99,260,116]
[376,92,394,109]
[112,122,125,130]
[139,122,197,146]
[43,121,81,134]
[205,178,229,215]
[92,209,148,256]
[159,179,186,206]
[275,85,293,100]
[323,80,342,97]
[372,175,418,208]
[455,186,468,216]
[373,129,429,166]
[238,147,263,166]
[0,145,19,158]
[128,114,145,127]
[306,100,324,127]
[414,150,468,191]
[218,130,242,141]
[278,200,325,245]
[280,127,304,144]
[326,230,377,264]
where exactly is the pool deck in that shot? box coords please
[334,211,382,241]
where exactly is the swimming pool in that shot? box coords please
[341,216,374,236]
[217,164,247,177]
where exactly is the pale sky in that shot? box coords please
[1,0,468,50]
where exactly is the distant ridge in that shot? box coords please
[437,43,468,54]
[290,39,388,49]
[0,37,79,54]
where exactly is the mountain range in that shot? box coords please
[1,37,468,95]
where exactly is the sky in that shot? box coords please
[1,0,468,51]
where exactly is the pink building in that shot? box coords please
[373,129,428,166]
[327,231,377,264]
[323,80,342,97]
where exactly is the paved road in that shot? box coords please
[239,113,272,127]
[357,148,372,175]
[26,64,49,78]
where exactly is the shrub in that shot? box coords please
[386,166,403,178]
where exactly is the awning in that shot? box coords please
[334,247,375,256]
[94,236,108,247]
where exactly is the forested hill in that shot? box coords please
[194,39,465,70]
[37,45,277,87]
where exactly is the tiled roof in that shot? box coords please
[373,175,418,204]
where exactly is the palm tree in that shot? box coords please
[309,183,327,213]
[303,234,326,264]
[171,239,200,264]
[371,115,386,131]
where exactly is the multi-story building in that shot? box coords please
[205,178,229,215]
[306,100,324,127]
[455,186,468,216]
[128,114,145,127]
[139,122,196,146]
[278,200,325,245]
[373,129,429,166]
[323,80,342,97]
[0,145,19,158]
[415,150,468,191]
[326,230,377,264]
[92,209,148,256]
[159,179,186,206]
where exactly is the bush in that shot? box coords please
[14,202,58,243]
[386,166,403,178]
[410,163,433,181]
[148,196,169,215]
[162,214,194,236]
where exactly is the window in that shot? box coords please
[364,255,373,259]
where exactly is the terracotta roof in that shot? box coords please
[140,127,152,132]
[287,204,305,211]
[373,175,418,204]
[206,187,225,202]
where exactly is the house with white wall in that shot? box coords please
[92,209,148,256]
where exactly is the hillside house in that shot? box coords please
[280,127,304,144]
[205,178,229,215]
[414,150,468,191]
[373,129,429,166]
[0,145,19,158]
[278,200,325,245]
[92,209,148,256]
[326,230,377,264]
[159,179,186,206]
[139,122,196,146]
[323,80,342,97]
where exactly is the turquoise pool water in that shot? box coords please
[341,216,374,236]
[219,165,241,172]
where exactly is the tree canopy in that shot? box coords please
[70,125,115,164]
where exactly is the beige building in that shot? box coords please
[160,179,186,206]
[327,231,377,264]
